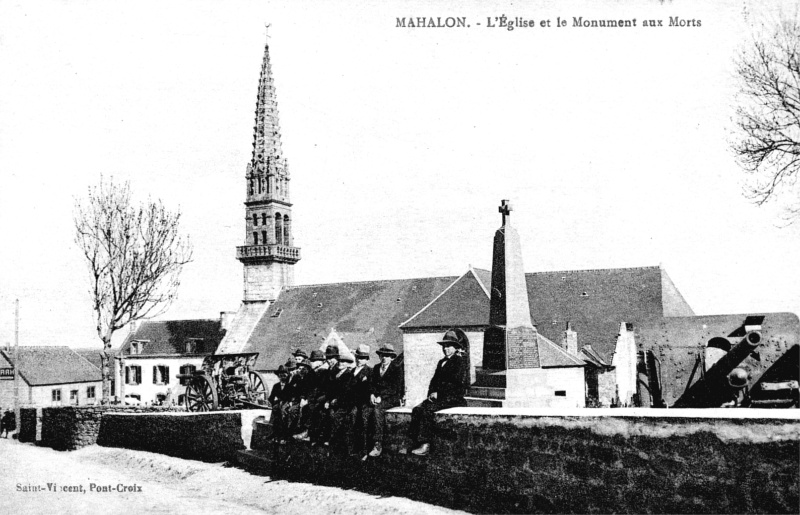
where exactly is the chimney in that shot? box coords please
[562,321,578,355]
[219,311,236,332]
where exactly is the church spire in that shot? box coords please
[251,36,284,170]
[237,33,300,303]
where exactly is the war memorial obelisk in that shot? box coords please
[472,200,585,408]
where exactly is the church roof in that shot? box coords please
[242,276,457,370]
[119,319,225,357]
[0,347,101,386]
[401,266,691,362]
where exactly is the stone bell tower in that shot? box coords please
[236,36,301,303]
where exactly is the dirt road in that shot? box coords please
[0,438,463,515]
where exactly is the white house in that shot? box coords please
[115,316,230,406]
[0,346,102,408]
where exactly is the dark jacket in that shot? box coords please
[268,381,291,407]
[324,365,353,409]
[427,353,466,406]
[348,364,373,407]
[370,361,403,407]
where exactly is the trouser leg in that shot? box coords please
[411,399,438,445]
[269,403,283,439]
[372,404,386,448]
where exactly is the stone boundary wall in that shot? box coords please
[252,408,800,514]
[37,406,183,451]
[97,412,245,462]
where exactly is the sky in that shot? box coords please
[1,0,799,350]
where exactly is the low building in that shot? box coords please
[115,317,228,406]
[0,346,102,407]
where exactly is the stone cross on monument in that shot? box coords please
[482,199,539,371]
[499,199,512,226]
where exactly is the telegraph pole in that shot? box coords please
[14,299,19,435]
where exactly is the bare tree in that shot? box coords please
[74,179,192,402]
[733,13,800,221]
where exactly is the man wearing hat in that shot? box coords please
[292,348,309,364]
[324,348,355,451]
[366,343,403,457]
[314,345,343,445]
[408,329,467,456]
[267,365,292,443]
[286,358,313,437]
[295,350,326,442]
[348,344,373,458]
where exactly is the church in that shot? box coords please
[215,39,799,410]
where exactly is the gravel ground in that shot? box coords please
[0,438,464,515]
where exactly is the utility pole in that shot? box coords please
[13,299,19,436]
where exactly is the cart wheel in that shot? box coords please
[185,375,219,412]
[248,371,269,407]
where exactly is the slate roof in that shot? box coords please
[242,276,457,370]
[0,347,101,386]
[73,348,105,371]
[402,266,691,363]
[536,333,587,368]
[119,319,225,357]
[242,266,694,370]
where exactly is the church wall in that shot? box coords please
[611,323,637,406]
[597,368,616,407]
[505,367,586,408]
[244,262,293,302]
[401,329,484,406]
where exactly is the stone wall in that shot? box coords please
[38,406,182,451]
[252,408,800,514]
[97,412,245,462]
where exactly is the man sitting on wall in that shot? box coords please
[407,330,467,456]
[294,350,326,442]
[366,343,403,458]
[267,365,292,443]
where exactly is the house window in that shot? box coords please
[70,389,79,404]
[51,389,61,402]
[125,365,142,385]
[87,386,96,399]
[179,364,196,386]
[153,365,170,385]
[554,390,566,397]
[130,341,146,355]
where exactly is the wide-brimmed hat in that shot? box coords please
[437,330,463,349]
[325,345,339,359]
[355,344,370,359]
[376,343,397,357]
[297,358,312,369]
[340,354,354,363]
[284,358,297,371]
[292,348,309,359]
[309,350,325,362]
[277,364,288,375]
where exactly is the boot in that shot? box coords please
[411,443,429,456]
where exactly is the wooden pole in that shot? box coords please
[13,299,19,435]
